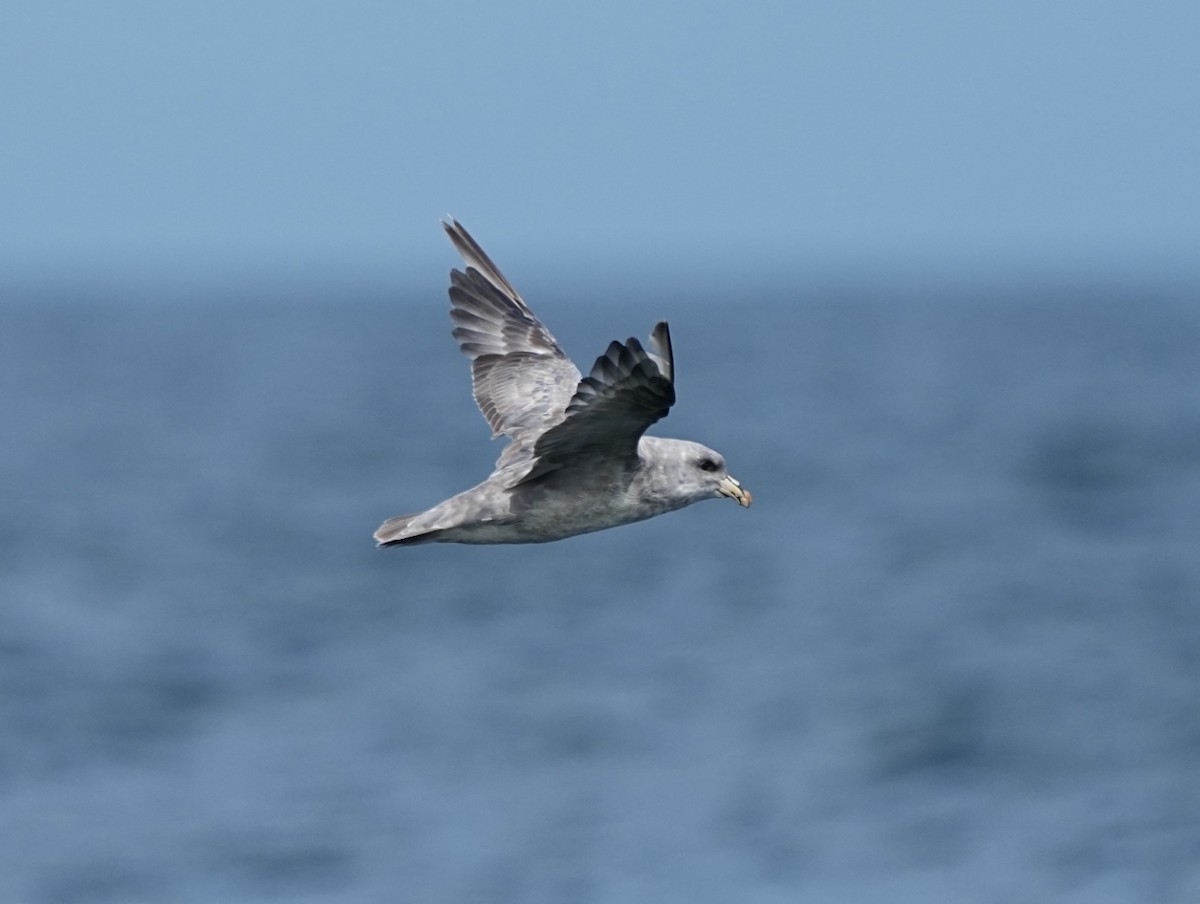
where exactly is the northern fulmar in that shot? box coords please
[374,220,751,547]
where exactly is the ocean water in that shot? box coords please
[2,274,1199,902]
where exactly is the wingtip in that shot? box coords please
[648,321,673,383]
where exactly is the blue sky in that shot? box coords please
[3,2,1198,284]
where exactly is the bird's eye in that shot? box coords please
[698,458,719,472]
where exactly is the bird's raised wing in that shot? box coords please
[518,321,675,483]
[444,219,582,443]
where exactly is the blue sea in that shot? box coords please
[2,269,1199,902]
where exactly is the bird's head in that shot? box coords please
[638,437,752,510]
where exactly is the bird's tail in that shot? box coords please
[373,513,446,547]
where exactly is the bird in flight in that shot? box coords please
[374,220,751,546]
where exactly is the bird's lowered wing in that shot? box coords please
[518,321,675,483]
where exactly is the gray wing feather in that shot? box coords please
[519,321,676,483]
[442,221,676,485]
[443,219,581,441]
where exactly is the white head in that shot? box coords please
[636,436,752,512]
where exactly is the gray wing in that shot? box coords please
[519,321,676,483]
[444,219,582,443]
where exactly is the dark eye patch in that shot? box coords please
[698,458,719,472]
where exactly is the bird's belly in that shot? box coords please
[449,480,656,544]
[520,498,653,540]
